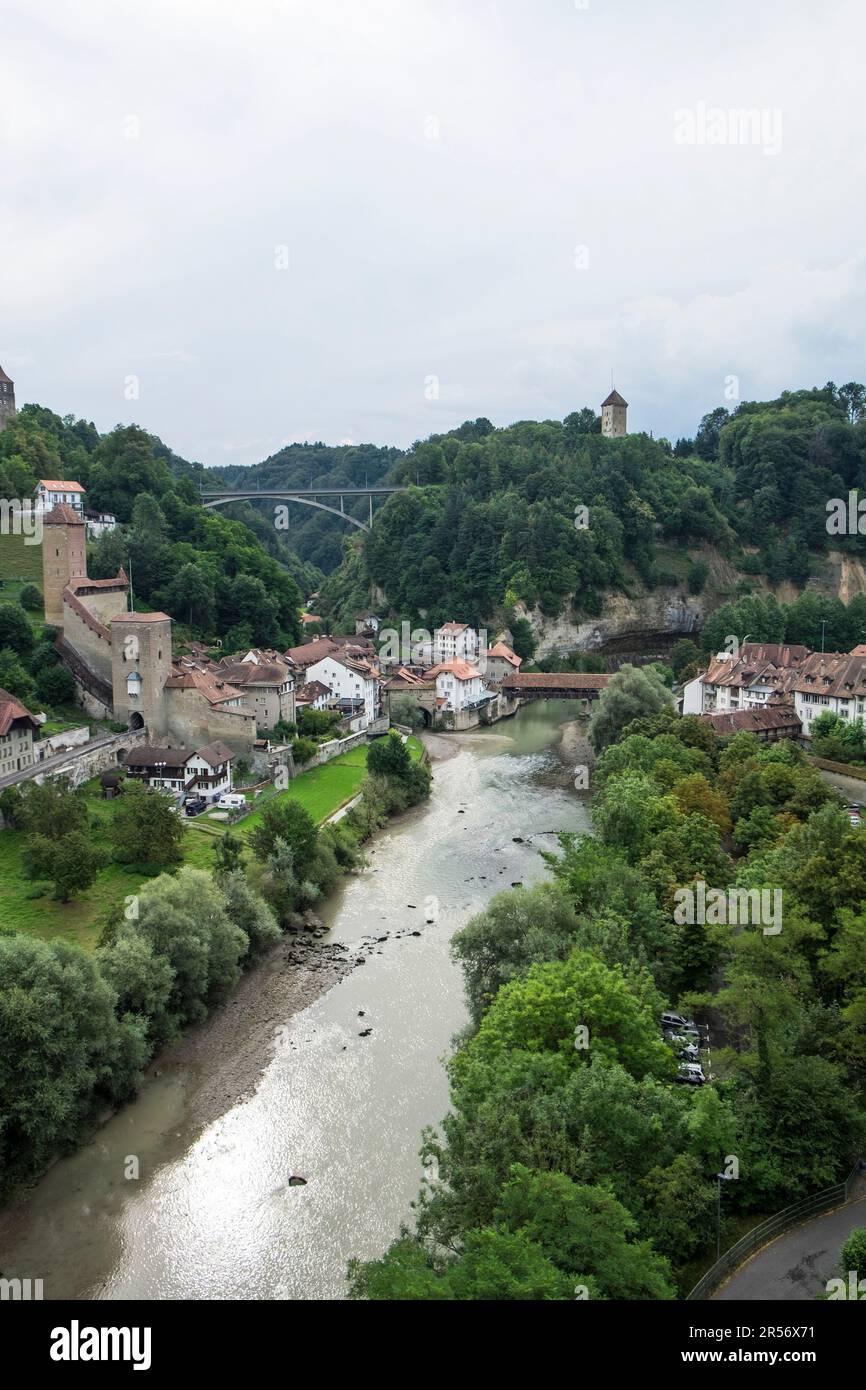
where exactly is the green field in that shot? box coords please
[0,530,44,584]
[0,736,425,951]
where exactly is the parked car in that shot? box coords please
[661,1011,695,1031]
[184,797,207,817]
[666,1034,700,1061]
[216,793,246,810]
[675,1063,707,1085]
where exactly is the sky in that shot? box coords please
[1,0,865,468]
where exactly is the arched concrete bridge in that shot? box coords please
[199,485,408,532]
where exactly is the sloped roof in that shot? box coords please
[37,479,84,492]
[425,659,483,681]
[701,707,802,736]
[195,741,234,767]
[43,503,85,526]
[284,637,340,668]
[488,641,521,668]
[0,364,13,384]
[0,685,39,736]
[602,390,628,408]
[123,745,192,769]
[218,659,291,687]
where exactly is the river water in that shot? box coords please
[0,701,589,1301]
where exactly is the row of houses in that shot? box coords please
[683,640,866,741]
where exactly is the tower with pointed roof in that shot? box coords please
[0,364,16,432]
[601,388,628,438]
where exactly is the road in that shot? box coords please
[0,732,120,790]
[715,1195,866,1300]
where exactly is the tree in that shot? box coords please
[588,664,671,753]
[0,602,34,657]
[127,869,247,1034]
[35,662,76,707]
[249,797,317,873]
[452,884,581,1025]
[841,1229,866,1283]
[212,830,244,878]
[26,829,104,901]
[19,583,43,611]
[454,948,671,1083]
[367,731,412,780]
[0,934,148,1199]
[109,780,184,865]
[0,647,36,704]
[221,870,281,959]
[17,777,86,839]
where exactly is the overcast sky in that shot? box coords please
[1,0,865,468]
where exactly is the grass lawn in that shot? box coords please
[0,734,426,951]
[0,531,44,584]
[237,744,370,837]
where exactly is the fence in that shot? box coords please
[686,1162,862,1301]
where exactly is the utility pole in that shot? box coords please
[821,619,827,654]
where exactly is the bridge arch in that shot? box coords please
[201,492,371,532]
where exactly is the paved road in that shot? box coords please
[715,1196,866,1300]
[0,732,119,790]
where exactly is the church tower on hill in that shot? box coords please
[601,388,628,438]
[0,364,16,432]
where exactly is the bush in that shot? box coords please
[20,583,43,611]
[687,559,710,595]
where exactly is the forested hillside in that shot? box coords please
[318,383,866,636]
[0,407,303,650]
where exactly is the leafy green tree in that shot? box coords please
[35,662,76,707]
[110,780,184,865]
[19,583,43,611]
[249,797,318,873]
[16,777,86,839]
[841,1229,866,1282]
[212,830,245,878]
[128,869,247,1034]
[0,934,148,1199]
[221,870,281,959]
[26,829,105,901]
[452,884,581,1025]
[588,664,671,753]
[0,647,37,704]
[0,602,34,657]
[454,948,671,1083]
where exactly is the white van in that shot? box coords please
[216,793,246,810]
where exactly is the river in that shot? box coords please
[0,701,589,1301]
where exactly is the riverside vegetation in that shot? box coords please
[0,732,430,1203]
[348,667,865,1300]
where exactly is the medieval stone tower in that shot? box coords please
[601,389,628,438]
[111,612,173,731]
[0,364,16,432]
[42,505,87,625]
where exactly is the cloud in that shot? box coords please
[1,0,865,463]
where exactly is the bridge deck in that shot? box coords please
[502,672,610,697]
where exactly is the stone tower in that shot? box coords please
[0,365,15,432]
[111,612,172,732]
[42,504,87,625]
[601,389,628,438]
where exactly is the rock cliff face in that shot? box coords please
[517,591,707,660]
[518,548,866,661]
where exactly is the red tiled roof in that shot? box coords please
[701,707,802,736]
[284,638,340,668]
[425,659,483,682]
[0,685,39,736]
[110,611,172,623]
[0,365,13,384]
[37,479,84,492]
[63,587,110,641]
[602,390,628,407]
[488,641,521,668]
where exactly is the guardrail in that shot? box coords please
[686,1162,862,1301]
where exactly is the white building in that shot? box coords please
[0,687,39,777]
[122,741,234,802]
[433,623,480,665]
[83,508,118,539]
[425,659,489,713]
[682,644,810,717]
[34,480,85,515]
[306,653,380,726]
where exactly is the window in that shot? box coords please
[127,672,142,698]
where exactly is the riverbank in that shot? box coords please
[0,700,588,1300]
